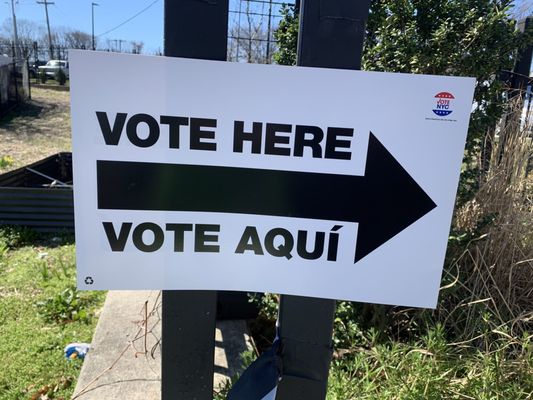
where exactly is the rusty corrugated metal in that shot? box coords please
[0,153,74,232]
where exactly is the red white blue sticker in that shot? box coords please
[433,92,455,117]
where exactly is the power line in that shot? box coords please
[97,0,160,37]
[52,2,70,20]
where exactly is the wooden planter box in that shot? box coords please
[0,152,74,232]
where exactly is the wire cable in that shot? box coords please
[97,0,160,37]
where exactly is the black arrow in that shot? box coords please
[97,132,436,263]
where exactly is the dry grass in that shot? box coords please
[442,99,533,345]
[0,87,71,173]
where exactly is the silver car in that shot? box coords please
[38,60,69,78]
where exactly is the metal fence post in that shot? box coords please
[275,1,371,399]
[162,1,228,399]
[497,16,533,163]
[510,17,533,97]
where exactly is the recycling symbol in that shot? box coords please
[84,276,94,285]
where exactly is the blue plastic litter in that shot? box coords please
[64,343,91,360]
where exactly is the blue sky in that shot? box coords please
[3,0,165,53]
[2,0,291,54]
[2,0,531,55]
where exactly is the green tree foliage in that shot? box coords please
[273,0,531,203]
[273,5,298,66]
[364,0,530,203]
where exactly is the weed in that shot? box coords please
[248,293,277,352]
[0,155,14,170]
[38,260,52,281]
[249,293,278,321]
[213,349,256,400]
[0,240,7,260]
[35,285,92,324]
[56,257,72,279]
[0,226,38,249]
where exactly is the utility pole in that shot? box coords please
[37,0,54,60]
[10,0,20,59]
[92,2,98,50]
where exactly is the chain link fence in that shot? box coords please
[0,42,70,63]
[228,0,295,63]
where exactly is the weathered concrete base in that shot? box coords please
[73,291,252,400]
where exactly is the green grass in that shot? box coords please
[326,332,533,399]
[0,232,105,400]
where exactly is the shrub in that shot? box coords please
[39,69,47,83]
[0,226,38,249]
[55,68,67,85]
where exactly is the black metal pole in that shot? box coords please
[162,1,228,399]
[497,16,533,163]
[510,17,533,97]
[275,1,371,399]
[266,0,273,63]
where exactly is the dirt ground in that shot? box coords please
[0,87,71,173]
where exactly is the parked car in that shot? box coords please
[38,60,69,78]
[29,60,46,78]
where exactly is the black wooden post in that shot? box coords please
[275,1,371,399]
[162,1,228,399]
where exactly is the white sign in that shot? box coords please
[70,50,475,308]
